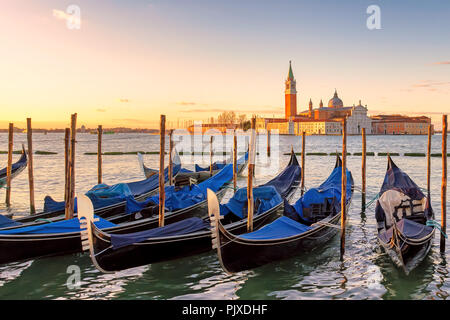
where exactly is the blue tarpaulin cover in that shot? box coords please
[123,152,248,214]
[43,164,181,213]
[259,156,301,198]
[220,186,283,219]
[0,216,116,235]
[0,215,22,229]
[238,161,352,240]
[240,216,312,240]
[291,166,353,220]
[195,162,226,172]
[110,217,209,249]
[378,218,433,244]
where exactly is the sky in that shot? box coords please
[0,0,449,129]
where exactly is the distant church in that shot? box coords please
[283,61,372,135]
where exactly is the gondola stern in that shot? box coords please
[77,194,113,274]
[207,188,234,274]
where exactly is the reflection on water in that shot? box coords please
[0,133,448,299]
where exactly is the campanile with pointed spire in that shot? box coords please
[285,60,297,119]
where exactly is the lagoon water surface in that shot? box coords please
[0,133,448,300]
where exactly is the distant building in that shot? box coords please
[371,115,432,135]
[257,62,373,135]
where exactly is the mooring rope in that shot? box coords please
[426,220,448,239]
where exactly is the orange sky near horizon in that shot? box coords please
[0,1,449,130]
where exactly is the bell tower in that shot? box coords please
[285,61,297,119]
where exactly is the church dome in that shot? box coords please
[328,90,343,108]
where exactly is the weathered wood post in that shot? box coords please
[362,127,366,212]
[64,128,70,218]
[441,115,447,253]
[340,118,347,260]
[26,118,35,214]
[168,129,174,186]
[267,129,271,157]
[5,123,13,207]
[233,129,237,191]
[68,113,77,219]
[247,117,256,232]
[159,115,166,227]
[97,125,102,184]
[427,124,432,193]
[301,131,306,196]
[210,136,214,176]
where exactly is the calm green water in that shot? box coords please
[0,133,448,300]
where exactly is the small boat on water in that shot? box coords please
[0,145,27,189]
[375,156,436,275]
[138,149,231,183]
[0,153,248,265]
[209,155,353,274]
[79,151,300,272]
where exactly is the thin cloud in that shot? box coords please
[433,61,450,65]
[177,101,197,106]
[96,108,107,112]
[118,98,130,103]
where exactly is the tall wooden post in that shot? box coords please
[233,130,237,191]
[267,129,271,157]
[64,128,70,219]
[159,115,166,227]
[210,136,214,176]
[441,115,447,253]
[5,123,13,207]
[247,117,256,232]
[97,125,102,184]
[362,128,366,212]
[340,118,347,260]
[427,124,432,193]
[67,114,77,219]
[168,129,174,185]
[301,131,305,195]
[26,118,35,214]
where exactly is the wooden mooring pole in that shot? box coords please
[169,129,174,185]
[97,125,102,184]
[26,118,35,214]
[210,136,214,176]
[233,130,237,191]
[5,123,13,207]
[68,114,77,219]
[64,128,70,219]
[362,127,366,212]
[247,117,256,232]
[267,129,271,157]
[427,124,432,193]
[340,118,347,260]
[441,115,447,253]
[301,131,305,196]
[159,115,166,227]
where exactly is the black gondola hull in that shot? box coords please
[217,211,343,273]
[92,201,285,272]
[0,188,227,265]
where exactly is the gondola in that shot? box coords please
[0,163,181,230]
[209,155,353,274]
[375,156,435,275]
[0,152,248,265]
[138,149,230,183]
[79,151,301,272]
[0,145,27,188]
